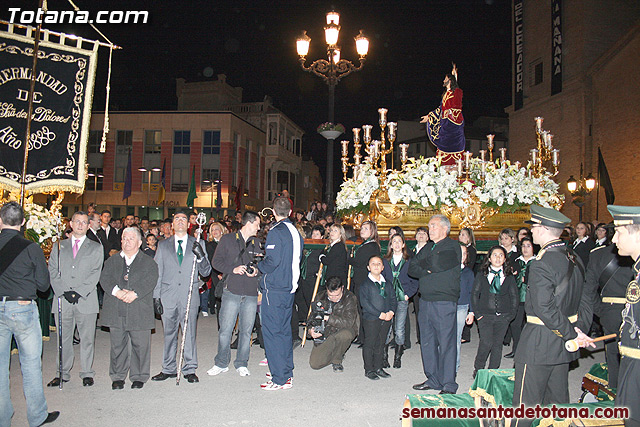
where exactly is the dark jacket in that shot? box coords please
[0,229,50,298]
[309,288,360,338]
[320,241,348,285]
[100,251,159,330]
[572,238,596,268]
[458,266,475,309]
[408,237,461,302]
[97,226,120,260]
[349,240,380,291]
[212,232,262,296]
[258,218,304,294]
[359,276,398,321]
[514,239,590,365]
[582,244,634,318]
[471,272,518,319]
[382,256,419,300]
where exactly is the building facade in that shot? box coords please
[508,0,640,222]
[62,110,266,220]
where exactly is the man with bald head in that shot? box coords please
[152,212,211,383]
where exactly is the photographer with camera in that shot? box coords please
[207,211,263,378]
[308,277,360,373]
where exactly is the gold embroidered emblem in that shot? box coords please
[626,280,639,304]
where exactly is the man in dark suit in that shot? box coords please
[512,205,594,427]
[100,227,159,390]
[86,213,102,244]
[97,210,120,261]
[152,212,211,383]
[47,211,104,387]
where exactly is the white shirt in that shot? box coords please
[487,267,505,286]
[71,235,87,252]
[573,236,588,248]
[596,237,607,246]
[392,253,403,266]
[368,272,386,284]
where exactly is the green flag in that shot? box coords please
[186,165,197,207]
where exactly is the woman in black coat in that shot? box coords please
[572,221,596,267]
[470,245,518,378]
[320,223,348,286]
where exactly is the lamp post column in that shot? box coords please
[326,82,336,202]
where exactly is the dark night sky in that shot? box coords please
[27,0,512,194]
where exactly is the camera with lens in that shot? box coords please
[308,300,334,343]
[245,261,258,275]
[245,241,264,275]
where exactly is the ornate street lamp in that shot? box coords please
[296,11,369,202]
[566,164,596,221]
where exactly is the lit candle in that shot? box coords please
[363,125,373,143]
[479,149,487,162]
[456,159,464,176]
[545,133,553,149]
[487,134,495,146]
[372,140,381,158]
[352,128,361,144]
[499,147,507,163]
[341,140,349,157]
[534,117,543,132]
[464,151,472,170]
[378,108,388,127]
[387,122,397,140]
[530,148,538,164]
[552,149,560,166]
[399,143,408,164]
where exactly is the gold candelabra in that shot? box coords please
[531,116,560,177]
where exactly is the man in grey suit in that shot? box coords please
[152,211,211,383]
[100,227,159,390]
[47,211,103,387]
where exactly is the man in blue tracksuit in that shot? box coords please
[257,196,303,390]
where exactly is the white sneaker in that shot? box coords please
[259,358,268,366]
[206,365,228,376]
[236,367,250,377]
[265,372,272,379]
[202,311,209,317]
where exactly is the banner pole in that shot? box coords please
[19,0,45,207]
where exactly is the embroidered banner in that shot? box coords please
[0,30,98,193]
[551,0,562,95]
[513,0,524,110]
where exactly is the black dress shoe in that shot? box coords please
[376,368,391,378]
[82,377,94,387]
[365,371,379,380]
[46,377,68,387]
[111,380,125,390]
[332,363,344,372]
[151,372,177,381]
[39,411,60,426]
[184,373,199,383]
[504,351,514,359]
[472,369,478,380]
[412,381,432,391]
[131,381,144,389]
[440,390,455,395]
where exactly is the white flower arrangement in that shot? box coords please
[335,164,380,213]
[24,201,62,244]
[335,156,564,216]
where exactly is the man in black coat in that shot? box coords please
[608,205,640,426]
[582,243,634,388]
[100,227,159,390]
[409,214,461,394]
[512,205,594,427]
[97,210,120,261]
